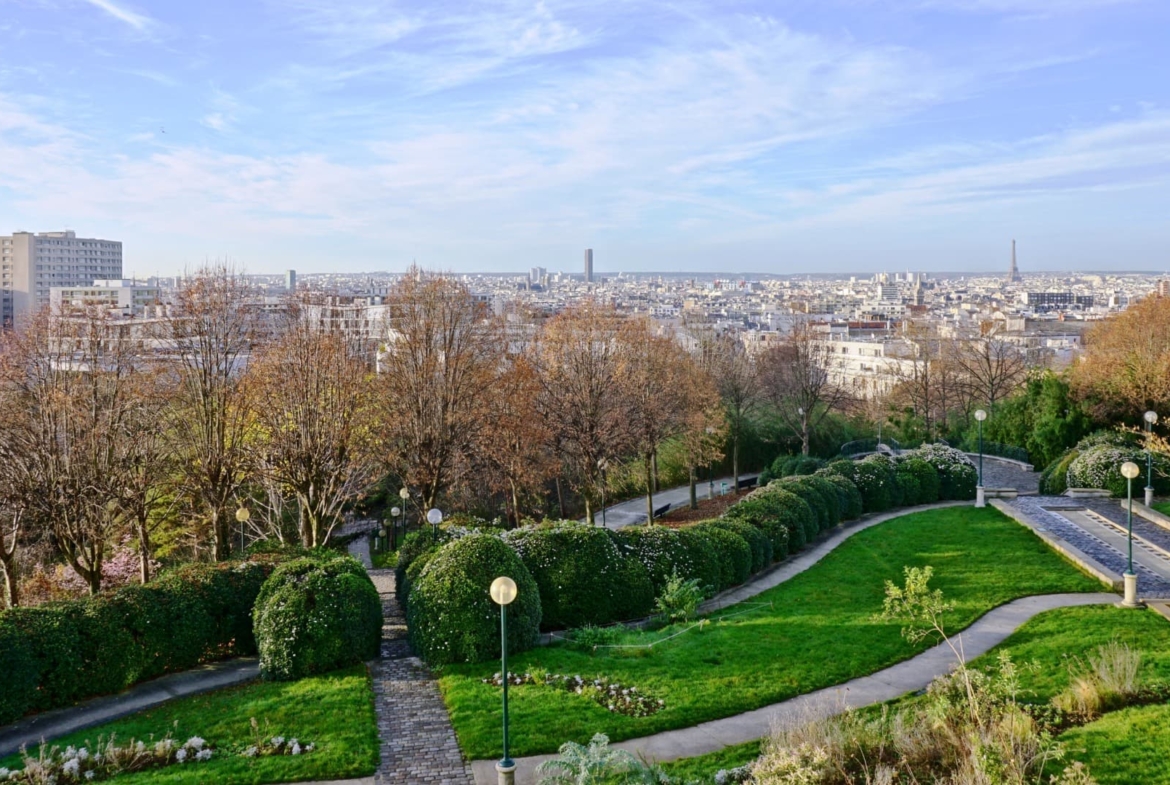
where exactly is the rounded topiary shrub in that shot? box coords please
[852,457,896,513]
[821,459,858,483]
[613,526,696,594]
[724,490,799,557]
[692,524,752,591]
[780,476,841,530]
[758,486,817,548]
[675,527,725,595]
[406,534,541,665]
[708,518,772,573]
[254,556,383,680]
[897,458,940,506]
[818,471,863,520]
[503,523,650,629]
[915,444,978,500]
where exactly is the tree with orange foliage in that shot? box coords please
[1072,295,1170,421]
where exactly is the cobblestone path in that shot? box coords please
[367,568,475,785]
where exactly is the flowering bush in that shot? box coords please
[482,672,664,717]
[1067,445,1170,497]
[253,556,383,680]
[895,457,941,506]
[242,718,316,758]
[503,523,653,629]
[776,475,842,531]
[725,486,812,554]
[817,471,864,520]
[406,534,541,665]
[852,455,897,512]
[3,735,213,783]
[612,526,700,594]
[913,443,977,500]
[692,524,752,591]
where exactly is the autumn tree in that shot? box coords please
[0,344,27,606]
[757,322,851,456]
[1072,295,1170,421]
[677,361,726,509]
[246,313,380,547]
[533,302,633,524]
[378,270,500,510]
[619,319,693,523]
[691,327,760,491]
[165,265,257,561]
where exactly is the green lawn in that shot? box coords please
[657,740,760,783]
[1060,703,1170,784]
[0,667,379,785]
[1154,501,1170,518]
[440,506,1104,759]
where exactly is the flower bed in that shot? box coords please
[481,672,664,717]
[0,735,214,783]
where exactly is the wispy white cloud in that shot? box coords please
[80,0,154,31]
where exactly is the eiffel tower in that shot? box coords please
[1007,239,1022,284]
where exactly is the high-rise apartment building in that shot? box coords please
[584,248,593,283]
[286,269,297,291]
[1,230,123,326]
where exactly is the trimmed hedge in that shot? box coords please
[777,476,841,531]
[1040,450,1079,495]
[613,526,699,595]
[253,556,383,681]
[0,559,276,724]
[693,524,752,592]
[708,518,773,573]
[852,456,897,513]
[676,527,725,597]
[758,454,826,485]
[406,534,541,665]
[818,472,864,521]
[503,523,653,629]
[896,458,941,506]
[915,443,978,500]
[724,486,816,557]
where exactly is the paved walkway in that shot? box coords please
[469,592,1117,784]
[598,473,759,528]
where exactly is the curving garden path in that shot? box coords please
[469,591,1118,784]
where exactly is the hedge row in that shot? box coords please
[0,559,278,725]
[400,443,978,665]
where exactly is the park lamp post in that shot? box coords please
[974,409,987,508]
[1121,461,1143,608]
[490,576,519,785]
[235,506,250,554]
[1145,411,1158,507]
[706,426,717,499]
[426,508,443,545]
[598,458,608,528]
[389,506,401,550]
[399,487,410,536]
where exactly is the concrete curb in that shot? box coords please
[989,499,1120,591]
[0,658,260,759]
[469,592,1118,784]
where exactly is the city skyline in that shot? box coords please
[2,1,1169,275]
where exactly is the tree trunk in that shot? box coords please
[645,453,655,525]
[733,430,741,494]
[212,508,232,562]
[555,476,566,519]
[584,495,594,525]
[651,451,659,494]
[137,523,152,584]
[0,557,17,609]
[509,478,520,530]
[801,411,810,455]
[689,464,698,510]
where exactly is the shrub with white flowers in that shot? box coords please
[1067,445,1170,497]
[3,735,213,783]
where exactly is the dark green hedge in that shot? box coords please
[0,559,276,724]
[503,523,653,629]
[817,471,864,520]
[707,518,772,573]
[852,456,897,513]
[406,534,541,665]
[613,526,699,595]
[692,524,752,592]
[253,556,383,681]
[896,458,941,506]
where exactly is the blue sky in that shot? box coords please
[1,0,1168,276]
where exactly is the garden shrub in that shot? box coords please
[1067,445,1170,497]
[708,518,772,573]
[821,459,858,483]
[406,534,541,665]
[817,471,864,520]
[613,526,696,595]
[723,488,807,557]
[914,443,978,501]
[853,456,896,512]
[775,477,831,532]
[759,454,825,484]
[1040,449,1079,495]
[896,458,941,506]
[503,523,653,629]
[253,556,383,680]
[692,523,752,591]
[779,475,841,530]
[676,527,725,596]
[0,615,37,724]
[0,558,278,720]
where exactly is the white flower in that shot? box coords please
[63,759,80,776]
[271,736,285,747]
[196,749,213,762]
[291,742,302,755]
[77,748,89,761]
[243,746,258,758]
[85,772,96,781]
[0,768,9,780]
[64,746,78,759]
[305,743,315,752]
[176,748,188,763]
[186,737,205,751]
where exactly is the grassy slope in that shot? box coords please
[1154,501,1170,517]
[658,604,1170,783]
[441,506,1103,759]
[0,667,379,785]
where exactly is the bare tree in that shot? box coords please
[692,328,759,492]
[378,269,499,510]
[619,319,691,523]
[757,322,851,455]
[954,323,1027,408]
[677,361,726,509]
[533,302,633,524]
[246,314,380,547]
[165,264,257,561]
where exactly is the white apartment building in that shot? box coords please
[49,279,162,317]
[1,231,123,326]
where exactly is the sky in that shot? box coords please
[1,0,1168,276]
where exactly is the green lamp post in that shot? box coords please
[490,576,519,785]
